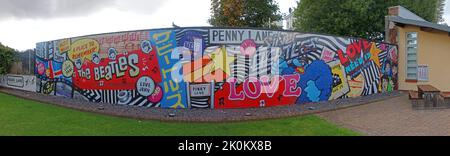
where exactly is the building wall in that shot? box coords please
[397,25,450,92]
[0,74,36,92]
[285,13,295,30]
[35,27,398,109]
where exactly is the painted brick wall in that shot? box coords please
[35,28,398,109]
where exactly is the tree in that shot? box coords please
[0,42,16,75]
[209,0,283,29]
[293,0,446,41]
[434,0,446,23]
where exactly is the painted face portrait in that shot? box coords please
[92,53,100,64]
[108,48,117,60]
[392,65,398,75]
[75,59,82,69]
[141,40,152,54]
[382,78,388,91]
[386,63,391,72]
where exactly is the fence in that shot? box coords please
[9,50,35,75]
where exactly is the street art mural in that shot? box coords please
[36,28,398,109]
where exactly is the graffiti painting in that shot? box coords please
[35,28,398,109]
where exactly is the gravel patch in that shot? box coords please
[0,87,403,123]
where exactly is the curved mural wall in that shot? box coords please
[35,27,398,109]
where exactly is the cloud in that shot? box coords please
[113,0,166,15]
[445,0,450,24]
[0,0,166,20]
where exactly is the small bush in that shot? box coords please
[0,43,16,75]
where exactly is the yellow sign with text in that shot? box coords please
[329,60,350,100]
[68,39,99,62]
[58,39,71,54]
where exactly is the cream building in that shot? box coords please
[386,6,450,92]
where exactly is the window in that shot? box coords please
[406,32,418,80]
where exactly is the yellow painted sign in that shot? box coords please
[329,61,350,99]
[58,39,70,54]
[68,39,99,62]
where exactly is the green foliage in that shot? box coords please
[294,0,446,41]
[0,93,360,136]
[398,0,446,23]
[0,42,16,75]
[209,0,283,29]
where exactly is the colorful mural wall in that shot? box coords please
[35,28,398,109]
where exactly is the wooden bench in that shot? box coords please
[440,93,450,99]
[418,85,442,108]
[439,92,450,108]
[409,91,421,100]
[409,90,424,109]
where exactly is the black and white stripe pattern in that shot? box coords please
[339,95,349,99]
[175,29,209,47]
[101,90,120,104]
[379,50,388,65]
[75,89,159,107]
[190,97,210,108]
[282,39,325,65]
[76,89,102,103]
[127,96,148,106]
[127,93,159,107]
[231,55,251,83]
[294,34,349,54]
[121,90,159,107]
[298,39,322,64]
[249,47,281,78]
[377,43,389,67]
[361,60,381,96]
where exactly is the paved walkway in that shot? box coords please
[319,94,450,136]
[0,87,401,122]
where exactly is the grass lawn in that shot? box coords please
[0,92,360,136]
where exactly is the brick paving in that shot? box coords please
[318,94,450,136]
[0,87,401,123]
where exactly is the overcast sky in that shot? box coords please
[0,0,448,51]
